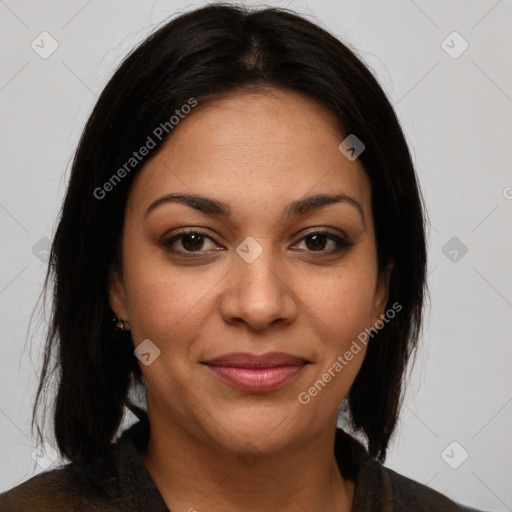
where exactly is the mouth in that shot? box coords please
[201,352,310,392]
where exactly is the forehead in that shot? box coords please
[128,89,371,218]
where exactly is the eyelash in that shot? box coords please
[159,229,355,257]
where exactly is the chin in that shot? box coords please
[198,401,310,455]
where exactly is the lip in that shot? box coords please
[202,352,309,392]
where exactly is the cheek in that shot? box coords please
[293,259,379,345]
[294,264,376,410]
[121,244,220,347]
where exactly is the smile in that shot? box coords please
[202,352,309,392]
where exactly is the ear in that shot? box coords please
[372,261,393,323]
[108,266,129,321]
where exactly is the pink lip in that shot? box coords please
[203,352,309,392]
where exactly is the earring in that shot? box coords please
[113,316,130,331]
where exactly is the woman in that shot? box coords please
[0,3,485,511]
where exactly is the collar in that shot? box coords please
[116,416,170,511]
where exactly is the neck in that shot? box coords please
[141,402,354,512]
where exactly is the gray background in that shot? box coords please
[1,0,511,510]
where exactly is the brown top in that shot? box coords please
[0,417,486,511]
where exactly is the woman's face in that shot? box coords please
[109,88,389,454]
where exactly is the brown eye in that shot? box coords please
[304,234,328,251]
[294,232,355,254]
[180,233,205,251]
[160,231,220,255]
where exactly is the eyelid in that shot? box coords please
[298,226,349,240]
[160,227,355,256]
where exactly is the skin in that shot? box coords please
[109,88,390,512]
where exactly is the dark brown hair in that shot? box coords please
[33,2,427,466]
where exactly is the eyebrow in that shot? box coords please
[145,192,364,223]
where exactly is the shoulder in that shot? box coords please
[0,449,122,512]
[0,466,85,512]
[335,429,488,512]
[370,459,487,511]
[0,419,160,512]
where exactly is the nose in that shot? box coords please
[219,244,298,331]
